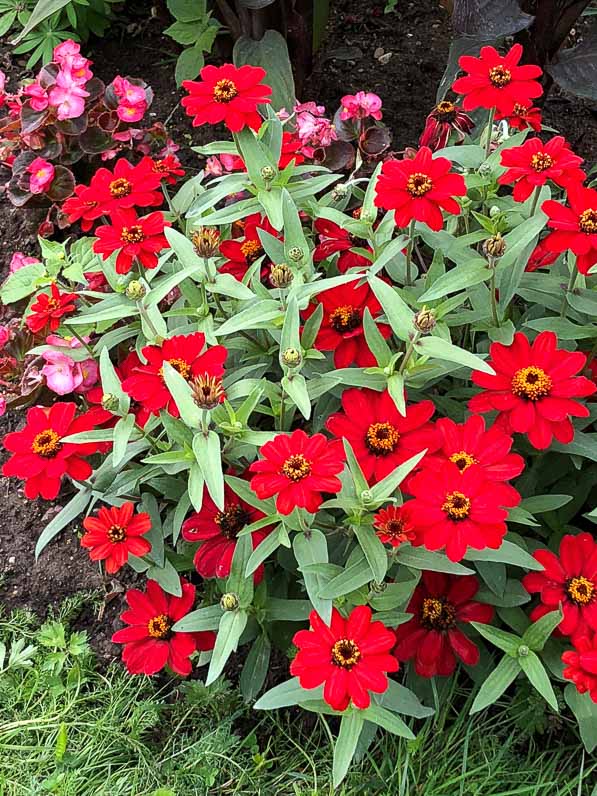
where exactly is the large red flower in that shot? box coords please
[498,136,585,202]
[182,63,272,133]
[290,606,398,711]
[122,332,227,417]
[313,218,371,273]
[301,281,391,368]
[419,100,475,152]
[523,533,597,641]
[218,212,278,282]
[496,103,542,132]
[25,283,77,334]
[562,632,597,703]
[452,44,542,116]
[81,501,152,574]
[469,331,596,450]
[93,208,170,275]
[394,572,493,677]
[2,402,99,500]
[542,185,597,276]
[374,146,466,231]
[112,578,198,676]
[405,461,520,561]
[249,429,344,515]
[84,157,163,217]
[182,484,273,581]
[326,387,439,484]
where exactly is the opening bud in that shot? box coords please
[191,374,225,410]
[414,307,436,334]
[483,233,506,260]
[220,592,240,611]
[192,227,221,258]
[125,280,146,300]
[281,348,302,368]
[288,246,304,262]
[270,263,294,289]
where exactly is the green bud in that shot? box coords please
[220,593,240,612]
[331,183,348,200]
[125,280,146,300]
[517,644,529,658]
[370,581,387,594]
[260,165,276,181]
[288,246,304,262]
[361,489,373,505]
[281,348,302,368]
[101,393,119,412]
[489,205,501,218]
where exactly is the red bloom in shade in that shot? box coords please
[425,414,524,504]
[219,212,278,282]
[373,505,418,547]
[182,63,272,133]
[86,351,152,430]
[182,484,273,581]
[301,281,391,368]
[290,606,398,711]
[151,154,185,185]
[313,218,371,272]
[81,501,152,573]
[85,157,163,217]
[326,388,439,484]
[394,572,493,677]
[406,461,520,561]
[469,331,596,450]
[2,402,99,500]
[93,209,170,274]
[562,632,597,703]
[419,100,475,152]
[525,238,559,272]
[374,146,466,231]
[25,283,77,333]
[522,533,597,641]
[542,185,597,276]
[112,578,198,676]
[249,429,344,515]
[62,183,101,231]
[496,103,542,132]
[223,132,304,171]
[452,44,542,116]
[122,332,227,417]
[498,136,585,202]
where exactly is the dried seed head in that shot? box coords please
[270,263,294,289]
[483,233,506,260]
[413,307,437,334]
[192,227,221,258]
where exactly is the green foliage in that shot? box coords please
[165,0,220,85]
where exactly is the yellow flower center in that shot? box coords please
[213,78,238,103]
[512,103,528,116]
[120,225,145,244]
[109,177,133,198]
[329,304,361,333]
[511,365,552,401]
[365,422,400,456]
[240,238,263,263]
[442,490,471,521]
[31,429,62,458]
[579,208,597,234]
[488,65,512,87]
[147,614,171,639]
[449,450,478,473]
[435,100,456,120]
[381,518,406,540]
[421,597,456,630]
[566,576,595,606]
[331,638,361,669]
[108,524,127,543]
[406,172,433,197]
[215,504,251,539]
[281,453,312,482]
[530,152,553,172]
[191,374,225,410]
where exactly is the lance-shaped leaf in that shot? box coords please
[192,430,225,509]
[415,335,495,375]
[368,274,414,342]
[162,361,202,428]
[333,711,365,789]
[470,654,520,714]
[206,610,248,685]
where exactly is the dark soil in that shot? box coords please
[1,0,596,664]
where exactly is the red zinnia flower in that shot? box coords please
[452,44,542,116]
[394,572,493,677]
[122,332,227,417]
[151,154,185,185]
[112,578,198,676]
[326,388,439,484]
[313,218,371,273]
[406,461,520,561]
[542,185,597,276]
[419,100,475,152]
[498,136,585,202]
[86,351,152,430]
[62,183,101,231]
[290,606,398,711]
[25,283,77,333]
[81,501,152,573]
[93,208,170,274]
[86,157,163,217]
[525,238,559,272]
[469,331,596,450]
[2,402,99,500]
[496,103,542,132]
[373,505,418,547]
[222,132,304,171]
[562,632,597,703]
[219,212,278,282]
[182,63,272,133]
[182,484,273,581]
[301,281,391,368]
[249,429,344,515]
[522,533,597,641]
[374,146,466,231]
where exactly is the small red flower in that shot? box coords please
[374,146,466,231]
[562,632,597,703]
[452,44,542,116]
[496,103,542,132]
[542,185,597,276]
[93,208,170,274]
[419,100,475,151]
[62,183,101,231]
[498,136,585,202]
[122,332,227,417]
[290,606,398,710]
[373,505,418,547]
[86,351,152,430]
[301,281,391,368]
[182,63,272,133]
[86,157,163,217]
[249,429,344,515]
[81,501,152,573]
[394,572,493,677]
[112,578,198,676]
[219,212,278,282]
[151,154,185,185]
[326,387,439,484]
[525,238,559,272]
[313,218,371,272]
[182,484,273,581]
[523,533,597,641]
[2,402,99,500]
[469,331,596,449]
[25,283,77,333]
[406,461,520,561]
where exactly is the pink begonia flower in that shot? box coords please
[113,77,146,105]
[293,100,337,157]
[44,334,99,394]
[0,395,6,417]
[23,82,49,112]
[0,326,11,349]
[53,39,81,63]
[339,91,383,121]
[48,69,89,120]
[100,149,119,161]
[0,70,6,108]
[10,252,39,273]
[116,102,147,123]
[160,139,180,157]
[205,155,224,176]
[27,157,55,194]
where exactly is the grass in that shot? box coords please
[0,599,595,796]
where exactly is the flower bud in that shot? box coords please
[478,162,492,178]
[331,183,348,200]
[192,227,221,258]
[489,205,501,218]
[220,593,239,611]
[370,580,387,594]
[483,233,506,260]
[260,165,276,181]
[413,307,436,334]
[360,489,373,505]
[125,280,146,300]
[281,348,302,368]
[191,374,225,410]
[101,393,119,412]
[270,263,294,289]
[288,246,304,262]
[517,644,529,657]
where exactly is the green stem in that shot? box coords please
[136,302,161,341]
[404,218,416,286]
[277,388,286,432]
[529,185,542,217]
[398,331,421,375]
[560,268,578,317]
[489,267,500,327]
[67,327,95,357]
[484,107,495,159]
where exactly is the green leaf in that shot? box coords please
[112,414,136,468]
[522,609,563,651]
[434,144,485,168]
[293,530,332,623]
[0,261,45,303]
[318,551,374,599]
[208,273,255,300]
[418,260,490,302]
[368,449,427,504]
[215,299,281,335]
[353,524,387,583]
[233,30,295,111]
[282,373,311,419]
[162,361,202,428]
[193,431,224,510]
[35,489,92,558]
[368,275,414,342]
[234,127,276,190]
[395,546,474,575]
[171,604,223,633]
[519,651,558,711]
[226,531,254,608]
[147,558,182,597]
[263,598,312,622]
[470,655,520,714]
[333,711,364,789]
[99,347,130,416]
[12,0,70,42]
[378,680,434,718]
[282,189,309,262]
[520,494,573,514]
[188,462,204,512]
[175,45,205,85]
[415,335,495,375]
[343,439,369,496]
[246,526,282,576]
[387,373,406,417]
[360,704,415,738]
[470,622,520,655]
[465,539,543,570]
[206,610,248,685]
[240,633,271,701]
[254,677,323,710]
[565,684,597,753]
[363,308,392,367]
